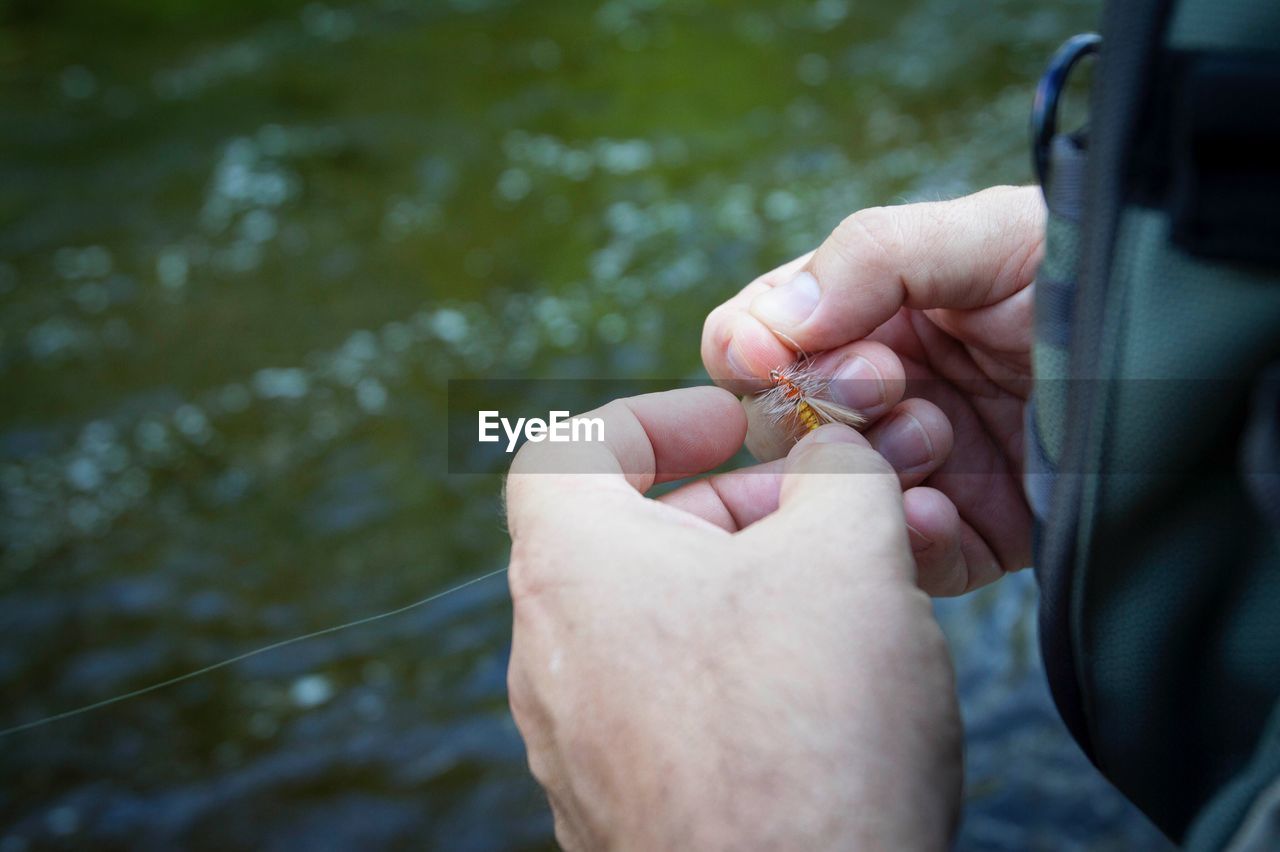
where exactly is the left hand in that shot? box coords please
[505,386,962,850]
[701,187,1047,595]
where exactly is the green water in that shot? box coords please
[0,1,1176,849]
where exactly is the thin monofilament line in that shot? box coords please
[0,566,509,739]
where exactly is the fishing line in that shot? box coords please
[0,566,509,739]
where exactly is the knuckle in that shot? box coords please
[505,646,544,740]
[506,516,580,604]
[507,546,550,604]
[831,206,903,269]
[986,183,1042,212]
[505,655,530,724]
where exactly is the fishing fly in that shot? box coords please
[756,360,868,433]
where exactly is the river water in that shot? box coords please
[1,0,1172,848]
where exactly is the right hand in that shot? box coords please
[701,186,1047,595]
[506,389,962,850]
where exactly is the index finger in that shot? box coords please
[505,385,746,538]
[701,186,1045,386]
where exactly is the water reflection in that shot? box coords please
[1,0,1168,848]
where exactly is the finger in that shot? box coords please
[864,398,954,488]
[902,487,964,596]
[894,342,1032,572]
[741,339,907,461]
[746,424,912,583]
[855,342,1031,574]
[656,458,785,532]
[903,310,1027,457]
[663,396,953,530]
[727,186,1044,374]
[808,340,907,419]
[657,455,999,596]
[924,283,1036,372]
[506,386,746,537]
[702,252,817,392]
[929,464,1031,576]
[902,486,1006,596]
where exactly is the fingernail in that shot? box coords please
[725,338,754,380]
[877,412,933,472]
[750,270,820,329]
[827,356,885,412]
[906,523,934,553]
[805,423,862,445]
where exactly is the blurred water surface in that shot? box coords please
[1,0,1172,849]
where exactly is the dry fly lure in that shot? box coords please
[757,361,869,433]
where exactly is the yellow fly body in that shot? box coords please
[758,362,869,433]
[795,398,823,431]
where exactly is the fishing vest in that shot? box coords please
[1026,0,1280,847]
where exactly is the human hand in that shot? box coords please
[506,386,961,851]
[701,186,1046,595]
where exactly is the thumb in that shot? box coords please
[745,185,1045,354]
[758,424,913,584]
